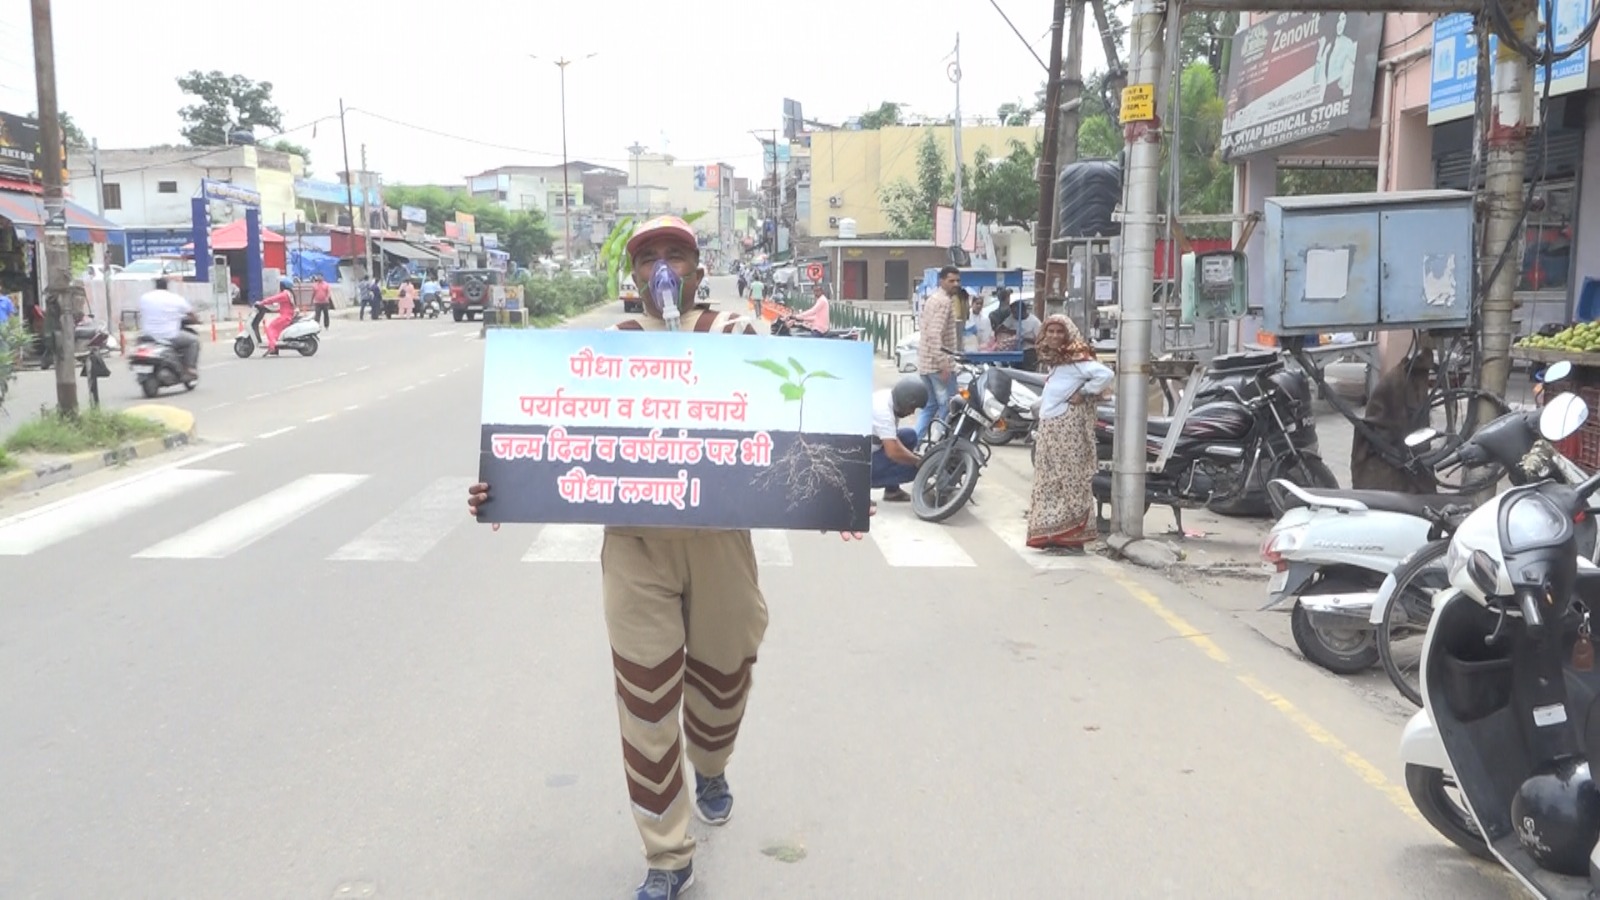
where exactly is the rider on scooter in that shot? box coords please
[784,284,831,336]
[138,277,200,379]
[260,278,297,356]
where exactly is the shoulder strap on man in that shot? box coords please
[608,308,760,336]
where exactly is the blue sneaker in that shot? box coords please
[634,864,694,900]
[694,772,733,825]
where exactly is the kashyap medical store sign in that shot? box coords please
[1428,3,1590,125]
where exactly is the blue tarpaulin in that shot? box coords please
[289,248,342,282]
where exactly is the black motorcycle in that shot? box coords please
[911,359,1006,522]
[1093,360,1335,534]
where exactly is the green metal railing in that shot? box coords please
[831,302,917,359]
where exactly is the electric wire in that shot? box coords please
[986,0,1051,71]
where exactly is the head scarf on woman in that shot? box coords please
[1036,314,1095,367]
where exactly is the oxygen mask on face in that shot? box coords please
[650,262,683,331]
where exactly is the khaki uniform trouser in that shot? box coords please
[602,527,769,871]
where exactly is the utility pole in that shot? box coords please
[337,99,362,279]
[1056,0,1086,229]
[1479,9,1536,407]
[360,144,377,285]
[31,0,75,414]
[1033,0,1069,287]
[556,57,573,265]
[1111,0,1167,540]
[949,34,965,252]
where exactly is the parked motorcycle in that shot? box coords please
[911,357,1001,522]
[1264,364,1587,677]
[234,303,322,358]
[128,326,199,399]
[1399,392,1600,890]
[72,318,117,405]
[1092,359,1334,536]
[982,367,1042,446]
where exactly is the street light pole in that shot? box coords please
[534,52,597,267]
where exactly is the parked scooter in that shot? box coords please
[1399,392,1600,891]
[234,302,322,358]
[1263,363,1586,675]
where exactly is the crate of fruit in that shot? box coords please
[1514,323,1600,367]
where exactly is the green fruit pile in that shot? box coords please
[1519,322,1600,353]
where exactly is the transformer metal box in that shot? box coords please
[1263,190,1474,335]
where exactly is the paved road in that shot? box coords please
[0,281,1518,898]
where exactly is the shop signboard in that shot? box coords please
[202,178,261,207]
[1427,2,1590,125]
[401,204,427,224]
[0,112,66,185]
[1219,12,1384,161]
[124,228,191,260]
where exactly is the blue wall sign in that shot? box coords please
[123,228,191,261]
[201,178,262,207]
[1428,3,1591,125]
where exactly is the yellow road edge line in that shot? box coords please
[1106,570,1424,825]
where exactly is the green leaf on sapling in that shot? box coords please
[788,357,807,375]
[746,359,791,379]
[780,383,806,401]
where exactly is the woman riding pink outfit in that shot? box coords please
[260,281,297,355]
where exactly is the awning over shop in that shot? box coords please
[0,190,123,244]
[378,240,442,263]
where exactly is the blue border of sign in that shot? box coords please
[1428,2,1590,124]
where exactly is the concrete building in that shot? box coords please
[67,145,305,259]
[1225,12,1600,360]
[807,124,1042,239]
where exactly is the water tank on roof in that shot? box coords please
[838,218,858,239]
[1056,159,1123,240]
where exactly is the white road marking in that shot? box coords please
[0,469,229,556]
[751,530,794,566]
[134,473,368,559]
[247,392,270,400]
[307,414,333,423]
[299,377,326,387]
[399,385,415,393]
[966,478,1089,570]
[258,426,296,439]
[335,371,349,377]
[865,504,977,567]
[343,404,361,412]
[430,330,455,337]
[329,478,466,562]
[205,401,233,411]
[356,365,372,372]
[522,523,604,562]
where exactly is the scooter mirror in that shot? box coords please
[1404,427,1438,448]
[1540,392,1589,441]
[1542,360,1574,384]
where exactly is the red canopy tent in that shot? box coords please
[184,219,288,271]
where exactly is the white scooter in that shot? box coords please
[234,302,322,358]
[1263,366,1580,676]
[1400,393,1600,894]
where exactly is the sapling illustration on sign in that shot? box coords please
[745,355,864,509]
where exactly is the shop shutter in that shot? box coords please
[1433,126,1585,190]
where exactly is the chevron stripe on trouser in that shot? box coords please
[601,527,769,871]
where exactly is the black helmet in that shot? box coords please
[890,377,929,418]
[1511,755,1600,876]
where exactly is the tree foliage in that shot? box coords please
[383,185,556,266]
[29,110,88,151]
[176,71,284,146]
[856,102,904,130]
[879,130,1045,238]
[269,140,311,172]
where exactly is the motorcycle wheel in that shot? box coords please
[1378,540,1451,708]
[1266,453,1340,518]
[984,422,1014,446]
[233,338,253,359]
[1290,600,1378,674]
[297,335,320,357]
[911,441,981,523]
[1404,764,1491,860]
[139,376,160,399]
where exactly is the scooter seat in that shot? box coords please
[1269,480,1461,518]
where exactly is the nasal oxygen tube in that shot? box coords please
[650,263,684,331]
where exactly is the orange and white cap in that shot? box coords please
[626,215,699,259]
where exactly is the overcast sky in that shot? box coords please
[0,0,1109,187]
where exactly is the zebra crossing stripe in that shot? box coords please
[751,530,793,566]
[966,479,1093,570]
[134,474,368,560]
[0,469,228,556]
[865,503,977,567]
[522,523,604,563]
[329,478,468,562]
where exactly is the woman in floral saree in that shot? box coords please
[1026,315,1114,552]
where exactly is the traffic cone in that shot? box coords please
[210,319,217,342]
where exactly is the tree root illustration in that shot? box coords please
[750,437,866,510]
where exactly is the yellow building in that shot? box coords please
[807,124,1042,239]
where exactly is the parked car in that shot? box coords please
[620,275,642,314]
[113,257,195,282]
[450,268,503,321]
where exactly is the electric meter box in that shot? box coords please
[1262,190,1474,336]
[1180,250,1248,323]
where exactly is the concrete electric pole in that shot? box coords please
[30,0,76,415]
[1033,0,1070,286]
[1479,6,1536,408]
[949,35,965,252]
[1110,0,1168,539]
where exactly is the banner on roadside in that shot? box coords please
[476,329,874,531]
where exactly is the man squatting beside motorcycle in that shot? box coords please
[466,215,868,900]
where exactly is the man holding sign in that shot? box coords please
[468,215,866,900]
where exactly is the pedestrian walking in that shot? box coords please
[466,214,868,900]
[1026,315,1113,553]
[397,279,416,318]
[310,274,332,329]
[915,266,960,442]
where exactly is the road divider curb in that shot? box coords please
[0,404,198,501]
